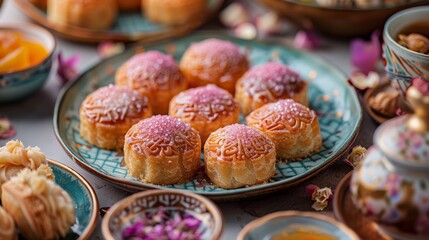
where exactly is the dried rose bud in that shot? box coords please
[344,146,367,168]
[311,187,333,211]
[293,30,321,50]
[219,3,249,28]
[234,22,257,40]
[348,71,380,91]
[255,11,281,35]
[398,33,429,54]
[305,184,319,197]
[0,118,16,139]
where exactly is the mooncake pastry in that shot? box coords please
[80,85,152,150]
[0,140,53,195]
[169,84,240,145]
[235,62,308,115]
[124,115,201,185]
[180,38,249,94]
[0,207,17,240]
[115,51,187,115]
[47,0,118,30]
[1,169,75,240]
[117,0,140,11]
[142,0,206,26]
[29,0,47,8]
[204,124,276,189]
[246,99,322,160]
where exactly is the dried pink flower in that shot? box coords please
[293,30,321,50]
[0,118,16,139]
[97,41,125,59]
[348,71,380,91]
[57,52,80,85]
[344,145,367,168]
[411,77,429,96]
[219,2,249,28]
[350,31,381,74]
[255,11,281,35]
[306,184,333,211]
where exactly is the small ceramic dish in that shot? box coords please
[48,159,99,240]
[237,210,359,240]
[102,189,223,240]
[383,6,429,94]
[0,22,55,102]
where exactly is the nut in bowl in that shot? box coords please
[383,6,429,94]
[102,189,223,240]
[0,23,55,102]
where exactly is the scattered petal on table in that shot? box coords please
[255,11,281,35]
[97,41,125,59]
[57,52,80,86]
[350,31,381,74]
[293,30,321,50]
[219,2,249,28]
[344,146,367,168]
[234,22,257,40]
[311,187,333,211]
[0,118,16,139]
[348,71,380,91]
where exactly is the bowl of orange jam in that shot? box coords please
[0,23,55,102]
[237,211,359,240]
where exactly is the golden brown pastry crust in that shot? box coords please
[47,0,118,30]
[180,38,249,94]
[115,51,187,115]
[169,84,240,146]
[0,207,17,240]
[1,169,75,240]
[80,85,152,150]
[142,0,206,26]
[235,62,308,115]
[117,0,141,11]
[124,115,201,185]
[29,0,47,8]
[246,99,322,160]
[204,124,276,189]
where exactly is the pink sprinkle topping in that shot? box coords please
[268,99,312,117]
[220,124,264,140]
[240,62,304,98]
[188,38,243,58]
[132,115,191,138]
[82,85,148,124]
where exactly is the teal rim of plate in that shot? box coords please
[54,32,362,197]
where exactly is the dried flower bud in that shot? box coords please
[398,33,429,54]
[344,146,367,168]
[311,187,333,211]
[348,71,380,91]
[234,22,257,40]
[255,11,281,35]
[219,3,249,28]
[0,118,16,139]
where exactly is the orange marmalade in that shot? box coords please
[0,31,48,73]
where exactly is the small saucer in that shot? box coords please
[364,81,398,124]
[333,172,392,240]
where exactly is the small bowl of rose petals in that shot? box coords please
[102,189,223,240]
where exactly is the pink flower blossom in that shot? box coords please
[57,52,80,86]
[306,184,333,211]
[0,118,16,139]
[293,30,321,50]
[344,145,367,168]
[350,31,381,74]
[348,71,380,91]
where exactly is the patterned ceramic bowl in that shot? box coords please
[102,189,223,240]
[383,6,429,94]
[237,211,359,240]
[0,23,55,102]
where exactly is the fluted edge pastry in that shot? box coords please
[124,115,201,185]
[1,168,75,240]
[169,84,240,145]
[246,99,322,160]
[235,62,308,115]
[80,85,152,150]
[204,124,276,189]
[0,206,17,240]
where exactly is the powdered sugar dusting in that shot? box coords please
[239,62,304,100]
[125,115,200,157]
[123,51,184,91]
[247,99,316,132]
[82,85,149,124]
[171,85,238,121]
[205,124,274,161]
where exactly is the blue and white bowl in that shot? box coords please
[0,22,55,102]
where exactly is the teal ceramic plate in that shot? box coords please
[54,32,362,200]
[14,0,223,43]
[48,160,98,240]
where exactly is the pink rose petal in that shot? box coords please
[293,30,321,50]
[255,11,281,35]
[350,31,381,74]
[57,52,80,86]
[348,71,380,91]
[0,118,16,139]
[219,2,249,28]
[411,77,429,96]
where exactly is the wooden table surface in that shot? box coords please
[0,0,379,239]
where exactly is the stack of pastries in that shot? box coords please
[0,140,76,240]
[79,37,322,189]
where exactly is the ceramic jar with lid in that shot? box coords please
[351,77,429,239]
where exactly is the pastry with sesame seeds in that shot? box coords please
[180,38,249,94]
[115,51,187,114]
[246,99,321,161]
[235,62,308,115]
[169,84,240,146]
[80,85,152,150]
[124,115,201,185]
[204,124,276,189]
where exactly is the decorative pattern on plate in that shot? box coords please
[54,33,362,199]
